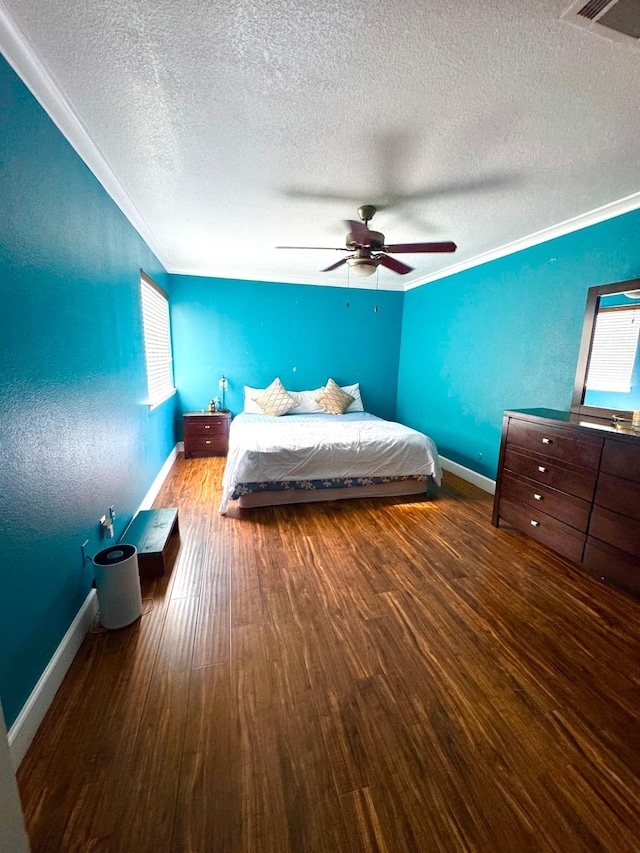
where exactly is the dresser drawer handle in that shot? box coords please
[533,493,542,501]
[538,466,548,473]
[530,520,539,527]
[542,437,552,445]
[204,425,211,429]
[205,440,211,444]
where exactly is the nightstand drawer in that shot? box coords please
[184,419,228,437]
[187,437,227,452]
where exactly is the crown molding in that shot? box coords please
[0,1,171,269]
[168,266,405,291]
[404,190,640,291]
[4,0,638,294]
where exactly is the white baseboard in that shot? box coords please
[8,444,180,769]
[8,588,98,770]
[439,455,496,495]
[138,443,180,510]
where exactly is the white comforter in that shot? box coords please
[219,412,441,512]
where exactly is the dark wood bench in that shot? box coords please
[120,508,180,580]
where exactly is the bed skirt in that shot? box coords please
[237,478,428,508]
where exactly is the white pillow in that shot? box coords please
[243,385,265,414]
[289,389,325,414]
[341,383,364,412]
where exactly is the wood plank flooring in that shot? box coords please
[17,457,640,852]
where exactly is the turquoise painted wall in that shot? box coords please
[170,275,403,422]
[3,34,640,735]
[0,56,175,726]
[397,208,640,479]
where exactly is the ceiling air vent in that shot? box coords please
[562,0,640,46]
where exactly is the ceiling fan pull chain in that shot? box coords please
[374,266,379,312]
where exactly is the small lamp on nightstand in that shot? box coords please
[218,375,228,412]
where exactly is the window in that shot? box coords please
[140,271,175,408]
[585,306,640,393]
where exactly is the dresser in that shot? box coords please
[183,411,231,457]
[492,408,640,598]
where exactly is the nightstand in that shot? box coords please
[183,411,231,457]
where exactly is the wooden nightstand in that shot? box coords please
[183,411,231,458]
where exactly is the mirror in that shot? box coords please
[571,278,640,420]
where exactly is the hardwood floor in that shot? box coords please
[17,458,640,852]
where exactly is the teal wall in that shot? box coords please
[3,35,640,736]
[397,208,640,478]
[170,275,404,423]
[0,56,175,726]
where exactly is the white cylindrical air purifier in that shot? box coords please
[93,544,142,629]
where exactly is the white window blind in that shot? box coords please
[585,306,640,393]
[140,272,175,408]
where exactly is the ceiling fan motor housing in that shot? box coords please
[346,229,385,251]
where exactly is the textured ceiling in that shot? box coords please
[2,0,640,290]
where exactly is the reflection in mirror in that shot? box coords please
[572,278,640,418]
[584,291,640,410]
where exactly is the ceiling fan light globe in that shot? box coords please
[346,257,379,277]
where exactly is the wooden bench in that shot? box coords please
[119,508,180,580]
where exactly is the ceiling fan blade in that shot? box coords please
[276,246,349,251]
[384,241,457,253]
[321,257,350,272]
[378,254,413,275]
[343,220,373,243]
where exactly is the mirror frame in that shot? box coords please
[571,277,640,420]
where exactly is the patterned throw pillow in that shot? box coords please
[315,378,355,415]
[252,378,298,417]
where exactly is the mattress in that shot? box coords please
[219,411,441,513]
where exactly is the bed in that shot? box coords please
[219,411,441,513]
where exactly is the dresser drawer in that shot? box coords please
[184,418,229,437]
[506,419,602,469]
[583,538,640,598]
[498,498,586,563]
[501,472,591,532]
[594,472,640,522]
[589,506,640,558]
[503,448,597,501]
[600,439,640,483]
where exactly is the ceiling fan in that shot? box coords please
[276,205,456,277]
